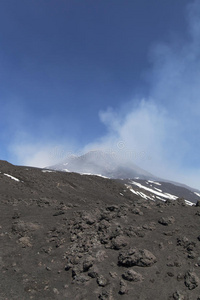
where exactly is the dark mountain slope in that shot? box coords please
[1,161,200,300]
[48,150,200,197]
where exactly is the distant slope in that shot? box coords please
[47,150,157,180]
[47,150,200,200]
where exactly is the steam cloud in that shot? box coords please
[84,1,200,189]
[10,0,200,189]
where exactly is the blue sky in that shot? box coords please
[1,0,200,189]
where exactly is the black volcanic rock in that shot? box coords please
[158,216,175,226]
[184,271,199,290]
[1,160,200,299]
[118,248,157,267]
[122,269,144,282]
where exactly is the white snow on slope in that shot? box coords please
[127,181,194,206]
[137,191,154,200]
[4,173,20,182]
[95,174,109,178]
[129,187,154,201]
[80,172,92,176]
[194,192,200,197]
[185,200,194,206]
[130,181,177,200]
[148,180,161,186]
[154,187,163,192]
[81,172,109,178]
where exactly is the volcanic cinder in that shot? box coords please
[0,160,200,300]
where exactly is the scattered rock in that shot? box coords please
[12,221,27,235]
[159,242,164,250]
[177,198,187,206]
[106,205,119,212]
[18,236,32,247]
[119,279,127,295]
[177,273,184,282]
[167,272,174,277]
[82,256,94,272]
[99,289,114,300]
[53,211,65,216]
[88,271,98,278]
[164,231,174,236]
[177,236,189,247]
[142,222,156,230]
[172,290,188,300]
[109,272,117,278]
[12,211,20,219]
[196,200,200,207]
[111,235,128,250]
[74,274,90,283]
[53,288,59,295]
[97,275,108,287]
[158,216,175,226]
[184,271,199,290]
[118,248,157,267]
[131,208,143,215]
[122,269,143,282]
[167,261,181,267]
[165,199,175,206]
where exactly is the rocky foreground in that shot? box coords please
[0,161,200,299]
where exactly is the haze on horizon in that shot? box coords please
[0,0,200,190]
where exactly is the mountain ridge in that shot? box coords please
[47,150,200,195]
[47,150,160,180]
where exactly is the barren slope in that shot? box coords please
[0,161,200,300]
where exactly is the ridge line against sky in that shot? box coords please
[0,0,200,189]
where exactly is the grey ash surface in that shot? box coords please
[1,160,200,300]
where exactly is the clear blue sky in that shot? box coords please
[1,0,200,189]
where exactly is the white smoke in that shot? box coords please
[9,1,200,189]
[84,0,200,189]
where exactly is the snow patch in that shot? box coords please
[129,188,137,195]
[80,173,109,178]
[156,196,165,201]
[130,181,177,200]
[129,187,154,201]
[80,172,92,176]
[154,187,163,192]
[126,181,194,206]
[95,174,109,179]
[185,200,194,206]
[4,173,20,182]
[194,192,200,197]
[148,180,161,186]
